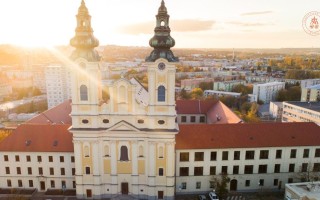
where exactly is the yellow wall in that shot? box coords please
[118,162,132,174]
[82,143,93,174]
[156,146,166,176]
[104,159,111,174]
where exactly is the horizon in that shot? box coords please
[0,0,319,48]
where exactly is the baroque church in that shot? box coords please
[70,0,178,199]
[1,1,320,200]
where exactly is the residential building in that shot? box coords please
[213,80,246,92]
[282,101,320,126]
[45,65,71,109]
[204,90,241,98]
[300,79,320,88]
[269,102,283,119]
[181,78,214,91]
[253,82,285,103]
[301,84,320,102]
[285,182,320,200]
[0,81,12,101]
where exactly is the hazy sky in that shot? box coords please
[0,0,319,48]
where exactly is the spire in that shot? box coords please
[70,0,100,61]
[145,0,178,62]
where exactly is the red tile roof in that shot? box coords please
[26,100,71,125]
[0,124,73,152]
[207,101,242,124]
[176,122,320,149]
[176,99,218,114]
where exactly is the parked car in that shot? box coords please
[198,194,207,200]
[209,192,219,200]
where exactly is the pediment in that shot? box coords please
[108,121,140,132]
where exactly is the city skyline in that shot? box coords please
[0,0,319,48]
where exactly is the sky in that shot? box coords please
[0,0,319,48]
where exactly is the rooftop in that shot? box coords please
[306,84,320,90]
[286,182,320,200]
[285,101,320,112]
[176,122,320,149]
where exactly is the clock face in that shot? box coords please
[158,62,166,71]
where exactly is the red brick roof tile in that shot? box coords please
[176,99,218,114]
[0,124,73,152]
[176,122,320,149]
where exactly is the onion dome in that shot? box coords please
[146,0,179,62]
[70,0,100,62]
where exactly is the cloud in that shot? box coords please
[119,19,215,35]
[227,21,273,27]
[241,11,273,16]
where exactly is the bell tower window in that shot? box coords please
[80,85,88,101]
[158,86,166,102]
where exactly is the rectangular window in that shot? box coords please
[15,155,20,162]
[51,180,55,188]
[196,182,201,189]
[37,156,42,162]
[259,150,269,159]
[233,166,239,174]
[5,167,10,174]
[17,167,21,175]
[290,149,297,158]
[26,155,31,162]
[209,181,214,188]
[71,156,75,163]
[259,179,264,186]
[222,151,228,160]
[49,156,53,162]
[221,166,228,174]
[195,152,204,161]
[29,180,33,187]
[245,180,250,187]
[244,165,253,174]
[159,168,164,176]
[274,179,278,186]
[274,164,280,173]
[73,181,76,189]
[181,116,187,123]
[85,167,90,174]
[7,179,11,187]
[194,167,203,176]
[180,167,189,176]
[210,151,217,161]
[302,163,308,172]
[245,151,254,160]
[210,166,216,175]
[190,116,196,122]
[315,149,320,157]
[62,181,66,188]
[61,168,65,176]
[180,152,189,162]
[288,178,293,183]
[60,156,64,162]
[234,151,240,160]
[4,155,8,161]
[50,168,54,175]
[72,168,76,176]
[18,180,22,187]
[39,167,43,175]
[314,163,320,172]
[200,116,205,123]
[258,165,267,174]
[276,149,282,159]
[181,182,187,189]
[28,167,32,175]
[303,149,310,158]
[289,164,295,172]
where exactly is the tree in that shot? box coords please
[293,162,320,182]
[211,173,230,199]
[199,82,213,91]
[243,103,260,123]
[232,84,253,95]
[178,88,191,100]
[190,88,203,100]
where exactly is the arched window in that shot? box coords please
[120,146,129,161]
[160,21,165,26]
[84,146,90,157]
[119,86,126,103]
[80,85,88,101]
[104,145,109,157]
[159,146,164,158]
[158,86,165,102]
[139,146,144,157]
